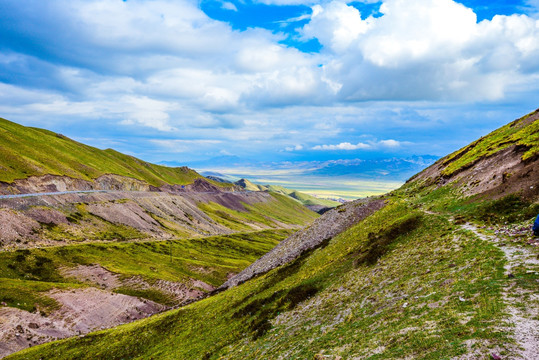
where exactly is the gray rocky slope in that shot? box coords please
[221,197,386,289]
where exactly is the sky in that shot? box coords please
[0,0,538,166]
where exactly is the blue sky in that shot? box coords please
[0,0,538,166]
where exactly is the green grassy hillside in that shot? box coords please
[0,117,217,186]
[11,191,535,359]
[6,111,538,359]
[0,230,293,312]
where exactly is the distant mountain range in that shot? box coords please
[161,155,439,182]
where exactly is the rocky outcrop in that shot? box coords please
[0,190,278,249]
[221,198,386,289]
[411,110,539,202]
[0,174,151,195]
[413,144,539,202]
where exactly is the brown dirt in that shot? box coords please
[61,264,216,304]
[414,144,539,201]
[0,209,40,246]
[61,265,122,289]
[0,288,165,358]
[0,189,277,250]
[24,207,68,226]
[86,201,166,236]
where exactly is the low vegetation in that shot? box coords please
[0,117,224,187]
[9,190,531,359]
[197,193,318,231]
[0,230,293,311]
[4,110,538,359]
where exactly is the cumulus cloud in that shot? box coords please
[303,0,539,101]
[312,139,402,151]
[221,2,238,11]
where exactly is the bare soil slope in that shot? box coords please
[412,109,539,201]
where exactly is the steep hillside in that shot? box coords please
[0,117,227,190]
[6,109,539,360]
[412,109,539,201]
[0,190,316,249]
[0,229,294,357]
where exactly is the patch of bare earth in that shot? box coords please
[62,264,215,304]
[0,209,40,246]
[413,143,539,202]
[0,288,164,358]
[460,223,539,359]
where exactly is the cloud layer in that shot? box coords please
[0,0,538,162]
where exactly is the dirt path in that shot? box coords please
[461,223,539,359]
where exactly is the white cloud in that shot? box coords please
[285,144,304,151]
[313,142,371,150]
[303,2,372,53]
[312,139,403,151]
[1,0,539,162]
[303,0,539,101]
[379,139,401,148]
[221,2,238,11]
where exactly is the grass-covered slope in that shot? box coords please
[197,193,319,232]
[10,196,532,360]
[0,117,211,186]
[0,230,293,312]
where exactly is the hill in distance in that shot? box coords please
[0,117,227,190]
[234,178,342,212]
[9,110,538,359]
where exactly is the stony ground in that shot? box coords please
[221,198,386,289]
[460,223,539,359]
[0,189,277,249]
[0,288,164,358]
